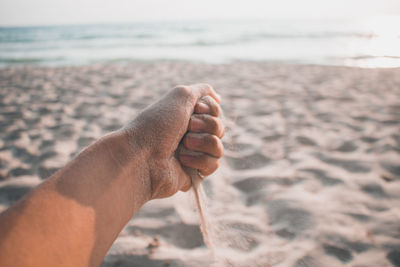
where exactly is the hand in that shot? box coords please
[0,84,223,267]
[124,84,224,199]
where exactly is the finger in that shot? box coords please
[170,157,192,192]
[183,133,224,158]
[189,83,221,104]
[172,84,220,105]
[189,114,225,138]
[179,153,220,176]
[171,84,220,124]
[194,95,221,117]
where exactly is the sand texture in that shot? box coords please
[1,62,400,266]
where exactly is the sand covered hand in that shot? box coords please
[124,84,224,199]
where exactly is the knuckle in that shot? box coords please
[207,134,223,158]
[217,141,224,157]
[210,105,220,118]
[202,96,220,116]
[207,134,219,147]
[213,117,224,137]
[204,160,218,176]
[208,116,219,133]
[220,126,225,138]
[214,104,221,117]
[173,85,191,97]
[201,83,213,91]
[215,139,224,158]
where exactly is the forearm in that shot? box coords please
[0,131,149,267]
[0,84,223,267]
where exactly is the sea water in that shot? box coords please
[1,17,400,68]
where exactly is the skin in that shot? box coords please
[0,84,224,267]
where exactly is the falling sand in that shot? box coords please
[190,170,217,262]
[189,112,236,265]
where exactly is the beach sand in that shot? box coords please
[0,62,399,266]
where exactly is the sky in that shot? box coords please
[1,0,400,26]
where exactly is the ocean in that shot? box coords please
[1,17,399,68]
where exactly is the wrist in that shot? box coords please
[103,130,152,202]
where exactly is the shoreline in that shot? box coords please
[2,59,400,71]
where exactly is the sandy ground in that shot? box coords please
[0,62,400,267]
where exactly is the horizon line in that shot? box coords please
[0,15,390,28]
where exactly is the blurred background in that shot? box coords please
[1,0,400,67]
[1,1,400,267]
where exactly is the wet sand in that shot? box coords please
[0,62,400,266]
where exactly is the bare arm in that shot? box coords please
[0,131,147,266]
[0,84,224,267]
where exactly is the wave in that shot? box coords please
[1,19,399,67]
[0,33,160,43]
[0,57,65,64]
[0,21,379,45]
[247,32,376,40]
[0,32,376,44]
[350,55,400,60]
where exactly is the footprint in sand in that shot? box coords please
[387,250,400,267]
[10,147,36,165]
[266,199,313,240]
[49,123,75,140]
[233,176,272,206]
[262,134,283,142]
[323,244,353,263]
[225,153,270,170]
[314,152,371,173]
[380,162,400,180]
[3,129,24,142]
[102,254,186,267]
[295,255,321,267]
[323,234,373,254]
[37,166,59,179]
[0,184,32,206]
[334,140,358,152]
[127,223,204,249]
[215,227,260,252]
[77,136,97,148]
[300,168,343,186]
[296,136,317,146]
[361,136,379,144]
[233,176,270,193]
[8,167,33,177]
[361,183,387,199]
[223,142,254,153]
[345,212,371,223]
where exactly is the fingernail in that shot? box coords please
[216,93,221,102]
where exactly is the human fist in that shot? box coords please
[124,84,224,199]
